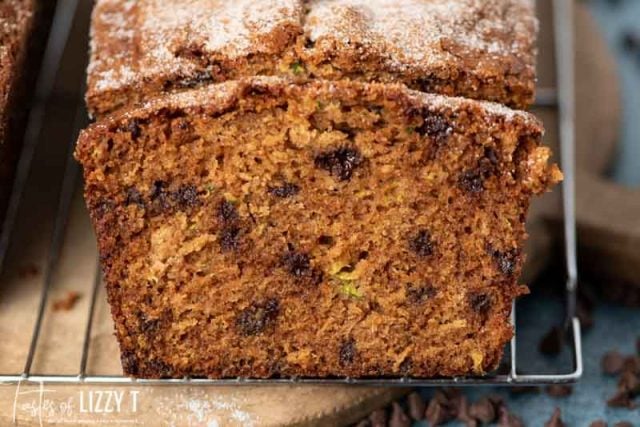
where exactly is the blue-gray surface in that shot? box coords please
[413,4,640,423]
[589,0,640,186]
[412,293,640,426]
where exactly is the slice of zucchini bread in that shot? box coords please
[75,78,561,379]
[86,0,538,117]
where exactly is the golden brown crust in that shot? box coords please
[86,0,537,117]
[76,78,560,379]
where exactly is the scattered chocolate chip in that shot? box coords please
[497,406,524,427]
[544,408,565,427]
[456,396,477,427]
[469,292,492,315]
[545,384,573,397]
[623,355,640,374]
[235,298,280,336]
[125,187,145,207]
[339,338,356,365]
[409,229,434,257]
[618,370,640,395]
[407,392,425,421]
[602,351,626,375]
[469,397,496,423]
[369,408,387,427]
[589,421,607,427]
[539,326,565,356]
[425,398,451,426]
[304,38,315,49]
[607,389,636,409]
[314,146,363,181]
[120,350,139,376]
[576,300,594,330]
[622,31,640,52]
[389,402,411,427]
[268,182,300,198]
[407,283,437,304]
[219,226,241,251]
[218,200,239,223]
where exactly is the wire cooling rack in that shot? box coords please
[0,0,582,386]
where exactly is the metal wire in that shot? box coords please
[0,0,582,386]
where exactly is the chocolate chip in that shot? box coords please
[602,351,625,375]
[304,38,315,49]
[146,359,174,378]
[544,408,565,427]
[576,300,594,330]
[268,182,300,198]
[219,226,241,251]
[487,246,519,276]
[622,31,640,52]
[218,200,239,223]
[407,283,437,304]
[172,184,199,208]
[539,326,565,356]
[235,298,280,336]
[407,392,425,421]
[409,229,434,257]
[369,408,387,427]
[545,384,573,397]
[126,119,141,139]
[150,180,171,209]
[339,338,356,365]
[314,146,363,181]
[125,187,145,207]
[469,397,496,423]
[459,168,485,194]
[282,249,311,276]
[415,113,451,142]
[281,247,323,285]
[318,235,334,246]
[618,370,640,395]
[606,389,636,409]
[497,406,524,427]
[120,350,139,376]
[623,355,640,374]
[389,402,411,427]
[425,398,451,426]
[469,292,492,315]
[177,71,214,88]
[589,421,608,427]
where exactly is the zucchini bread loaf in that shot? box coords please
[87,0,538,117]
[76,78,561,378]
[0,0,54,229]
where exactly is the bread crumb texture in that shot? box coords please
[75,78,561,378]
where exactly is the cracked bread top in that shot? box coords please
[87,0,538,117]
